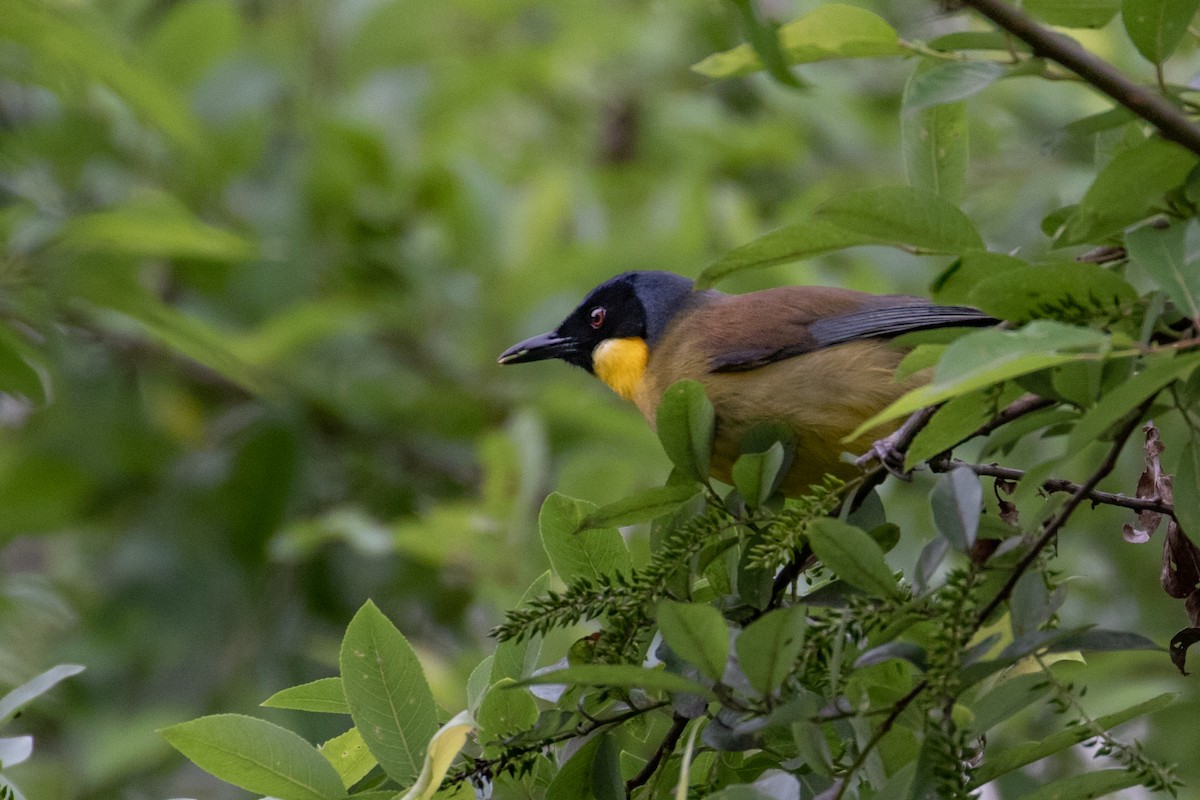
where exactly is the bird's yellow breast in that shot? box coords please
[593,337,649,402]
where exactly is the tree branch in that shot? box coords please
[833,679,926,800]
[854,393,1053,483]
[443,701,669,790]
[930,456,1174,517]
[958,0,1200,156]
[972,401,1151,628]
[823,401,1147,800]
[625,712,690,796]
[965,394,1055,440]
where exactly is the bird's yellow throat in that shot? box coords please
[593,337,649,402]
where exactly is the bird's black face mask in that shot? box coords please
[498,271,693,373]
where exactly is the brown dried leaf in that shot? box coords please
[969,537,1000,566]
[999,499,1020,527]
[1188,591,1200,628]
[1162,520,1200,599]
[1126,422,1170,542]
[1170,626,1200,675]
[1143,421,1166,461]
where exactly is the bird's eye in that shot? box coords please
[589,307,606,329]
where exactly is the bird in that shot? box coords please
[498,270,994,496]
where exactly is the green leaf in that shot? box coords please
[727,0,803,88]
[4,1,203,149]
[0,328,45,403]
[806,518,899,598]
[1175,437,1200,539]
[970,692,1175,786]
[319,727,376,790]
[905,384,1025,469]
[477,679,538,749]
[1049,359,1104,408]
[1021,769,1144,800]
[518,664,713,697]
[233,300,376,367]
[894,342,946,382]
[0,664,84,727]
[932,252,1027,305]
[657,600,730,681]
[868,522,902,554]
[1011,571,1061,637]
[399,710,475,800]
[698,186,982,288]
[1064,106,1139,138]
[57,192,255,262]
[144,0,245,88]
[656,380,715,483]
[0,767,26,800]
[84,291,264,393]
[338,600,438,786]
[791,707,836,777]
[696,220,877,288]
[902,61,1005,113]
[0,455,91,535]
[813,186,984,253]
[732,442,787,509]
[930,466,981,552]
[1025,0,1121,27]
[467,658,493,716]
[575,483,702,532]
[853,322,1112,436]
[544,731,615,800]
[1123,0,1200,63]
[901,90,968,202]
[907,733,945,800]
[692,4,902,78]
[489,572,551,686]
[968,261,1139,323]
[1047,627,1162,652]
[735,606,807,695]
[160,714,348,800]
[1059,138,1197,245]
[854,641,926,669]
[262,678,349,714]
[995,628,1087,665]
[1067,354,1200,451]
[1127,221,1200,322]
[969,673,1054,734]
[539,493,632,584]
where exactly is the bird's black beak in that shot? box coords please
[498,331,575,365]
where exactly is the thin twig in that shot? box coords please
[854,404,941,477]
[444,701,669,789]
[832,679,926,800]
[957,0,1200,156]
[966,394,1056,440]
[931,457,1175,517]
[1075,245,1127,264]
[972,401,1151,628]
[625,712,690,796]
[832,401,1149,799]
[854,393,1053,483]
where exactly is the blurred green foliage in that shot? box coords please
[3,0,1200,797]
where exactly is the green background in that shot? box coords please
[1,0,1196,796]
